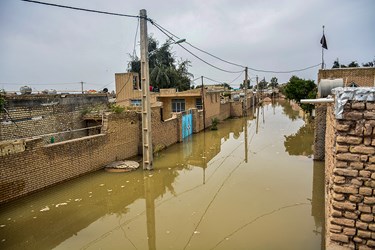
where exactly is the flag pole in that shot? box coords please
[321,25,325,69]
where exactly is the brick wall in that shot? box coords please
[325,100,375,249]
[230,101,243,117]
[318,68,375,87]
[1,94,108,141]
[0,111,140,204]
[151,107,180,152]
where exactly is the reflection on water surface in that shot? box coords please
[0,100,324,250]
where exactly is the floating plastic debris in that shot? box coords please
[2,239,6,242]
[40,206,50,212]
[121,186,125,188]
[33,217,37,219]
[148,174,153,177]
[0,225,5,228]
[55,203,67,208]
[107,189,112,192]
[99,184,105,187]
[126,181,130,183]
[193,231,200,234]
[74,199,82,202]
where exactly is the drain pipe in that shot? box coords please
[300,98,334,104]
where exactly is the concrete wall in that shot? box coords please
[318,68,375,87]
[314,104,328,160]
[1,94,108,141]
[0,111,140,204]
[325,100,375,249]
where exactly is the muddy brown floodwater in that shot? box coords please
[0,100,324,250]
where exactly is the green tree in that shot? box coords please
[257,78,268,90]
[332,59,340,68]
[348,61,359,67]
[362,61,374,67]
[128,37,192,91]
[270,77,278,88]
[283,76,317,114]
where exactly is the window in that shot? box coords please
[348,82,358,87]
[133,75,139,89]
[131,99,141,106]
[172,99,185,112]
[196,98,203,110]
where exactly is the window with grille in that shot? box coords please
[172,99,186,112]
[196,98,203,110]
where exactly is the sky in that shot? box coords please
[0,0,374,93]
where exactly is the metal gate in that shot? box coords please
[182,110,193,139]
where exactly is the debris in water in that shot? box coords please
[126,181,130,183]
[121,185,125,188]
[225,237,229,241]
[148,174,153,177]
[89,195,92,198]
[2,239,6,242]
[0,225,5,228]
[40,206,50,212]
[104,160,139,172]
[107,189,112,192]
[193,231,200,234]
[55,203,67,208]
[74,198,82,202]
[166,230,170,234]
[33,217,37,219]
[168,168,171,170]
[99,184,105,187]
[202,157,206,159]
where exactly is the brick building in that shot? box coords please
[318,67,375,87]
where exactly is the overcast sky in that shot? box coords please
[0,0,374,92]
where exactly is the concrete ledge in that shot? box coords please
[43,134,106,148]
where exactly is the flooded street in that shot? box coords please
[0,100,324,250]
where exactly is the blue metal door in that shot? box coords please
[182,111,193,139]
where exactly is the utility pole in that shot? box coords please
[140,9,153,170]
[243,67,248,116]
[81,81,84,94]
[201,76,206,129]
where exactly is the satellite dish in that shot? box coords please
[103,88,108,93]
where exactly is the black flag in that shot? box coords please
[320,34,328,49]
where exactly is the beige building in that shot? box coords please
[115,72,226,122]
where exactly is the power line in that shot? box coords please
[151,21,246,69]
[152,22,244,74]
[247,63,322,74]
[21,1,323,75]
[151,20,322,74]
[132,18,140,58]
[20,0,140,19]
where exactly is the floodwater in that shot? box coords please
[0,99,325,250]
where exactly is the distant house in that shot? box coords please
[115,72,254,127]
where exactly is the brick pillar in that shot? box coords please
[325,100,375,249]
[314,104,327,160]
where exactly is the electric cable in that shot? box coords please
[151,22,244,74]
[151,21,322,74]
[20,0,140,19]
